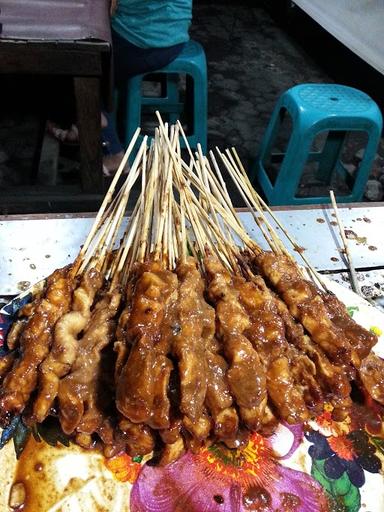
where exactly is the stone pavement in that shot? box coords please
[0,0,383,212]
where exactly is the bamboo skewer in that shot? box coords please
[75,127,141,271]
[78,137,147,275]
[329,190,362,296]
[229,147,327,290]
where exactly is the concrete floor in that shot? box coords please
[0,0,383,213]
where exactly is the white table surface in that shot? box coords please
[0,205,383,297]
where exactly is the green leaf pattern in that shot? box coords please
[311,459,360,512]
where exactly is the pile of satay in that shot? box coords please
[0,118,383,465]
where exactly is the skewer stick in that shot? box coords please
[113,196,143,281]
[76,127,141,267]
[217,148,280,253]
[329,190,362,296]
[223,148,285,254]
[231,148,328,289]
[78,138,146,275]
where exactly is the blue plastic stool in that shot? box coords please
[121,40,207,153]
[253,84,383,205]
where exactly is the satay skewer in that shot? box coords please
[329,190,361,296]
[229,147,327,290]
[75,128,141,266]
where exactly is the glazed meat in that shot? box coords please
[58,288,121,435]
[359,353,384,405]
[116,261,177,426]
[255,252,354,366]
[119,418,155,457]
[275,294,352,420]
[205,255,267,430]
[173,258,209,424]
[322,293,377,363]
[174,258,238,441]
[6,320,27,351]
[114,276,137,383]
[6,293,44,351]
[238,275,309,424]
[205,351,238,440]
[0,353,16,382]
[0,266,74,425]
[32,268,103,423]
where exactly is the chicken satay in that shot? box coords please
[205,255,267,430]
[58,288,121,435]
[183,408,211,443]
[275,294,352,420]
[359,353,384,405]
[76,339,117,441]
[6,320,27,351]
[255,252,354,366]
[174,257,238,440]
[0,353,16,382]
[114,275,137,383]
[238,276,309,424]
[322,292,377,363]
[146,276,179,431]
[119,418,155,457]
[32,268,103,423]
[172,258,209,424]
[0,266,74,425]
[5,291,45,350]
[157,436,185,466]
[149,355,174,429]
[205,351,239,439]
[116,261,177,425]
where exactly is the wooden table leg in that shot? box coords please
[30,114,47,185]
[74,76,103,193]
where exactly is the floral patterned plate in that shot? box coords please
[0,277,383,512]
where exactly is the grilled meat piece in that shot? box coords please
[359,353,384,405]
[116,261,177,426]
[238,276,309,424]
[32,268,103,423]
[58,288,121,435]
[173,258,209,423]
[275,294,352,420]
[322,293,377,363]
[255,252,354,365]
[0,266,74,425]
[0,353,16,383]
[119,418,155,457]
[205,255,267,430]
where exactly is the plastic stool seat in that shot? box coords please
[297,84,373,113]
[121,39,207,153]
[253,84,383,205]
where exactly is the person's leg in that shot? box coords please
[101,30,186,173]
[112,30,185,85]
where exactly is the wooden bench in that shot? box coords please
[0,0,112,209]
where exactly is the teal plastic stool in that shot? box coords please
[253,84,383,205]
[122,40,207,153]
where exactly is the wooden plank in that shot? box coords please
[0,43,105,75]
[74,76,103,193]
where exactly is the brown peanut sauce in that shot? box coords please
[9,437,114,512]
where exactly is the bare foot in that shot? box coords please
[103,151,129,177]
[48,114,107,144]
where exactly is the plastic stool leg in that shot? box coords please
[316,131,346,184]
[271,132,312,204]
[125,76,143,147]
[251,106,288,185]
[192,70,207,153]
[352,129,380,201]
